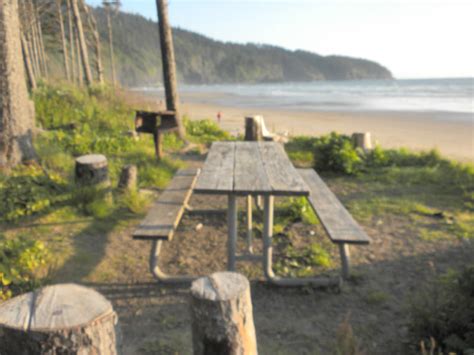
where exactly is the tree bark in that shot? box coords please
[81,0,104,84]
[156,0,185,140]
[66,0,77,83]
[190,272,258,355]
[0,284,120,354]
[0,0,37,168]
[20,32,37,90]
[71,0,93,86]
[56,0,71,81]
[105,5,117,86]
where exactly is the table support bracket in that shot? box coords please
[149,240,197,283]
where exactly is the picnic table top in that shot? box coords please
[194,141,310,196]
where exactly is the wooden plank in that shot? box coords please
[298,169,371,244]
[194,142,235,194]
[133,168,199,241]
[259,142,309,196]
[233,142,272,194]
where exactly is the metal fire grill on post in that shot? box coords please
[135,110,178,160]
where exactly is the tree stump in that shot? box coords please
[352,132,373,151]
[0,283,120,354]
[190,272,258,355]
[245,116,263,141]
[118,164,137,191]
[75,154,110,186]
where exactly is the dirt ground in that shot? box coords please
[43,153,472,355]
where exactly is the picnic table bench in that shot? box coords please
[132,168,200,282]
[132,141,371,286]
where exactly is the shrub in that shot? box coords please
[184,118,233,144]
[0,235,50,300]
[0,165,67,222]
[409,264,474,353]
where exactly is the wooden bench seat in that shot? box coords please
[298,168,371,278]
[133,168,199,241]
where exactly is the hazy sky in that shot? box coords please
[86,0,474,79]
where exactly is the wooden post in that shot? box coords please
[190,272,258,355]
[245,116,263,141]
[156,0,186,140]
[153,129,163,160]
[0,284,120,354]
[352,132,373,151]
[75,154,110,186]
[118,164,137,191]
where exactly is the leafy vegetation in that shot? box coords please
[0,235,50,300]
[409,264,474,353]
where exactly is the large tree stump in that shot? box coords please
[245,116,263,141]
[118,164,137,191]
[190,272,258,355]
[75,154,110,186]
[352,132,373,151]
[0,283,120,354]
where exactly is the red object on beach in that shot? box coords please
[217,111,222,124]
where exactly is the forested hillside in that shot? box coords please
[46,7,393,86]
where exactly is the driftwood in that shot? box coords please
[245,116,263,141]
[190,272,258,355]
[0,284,120,354]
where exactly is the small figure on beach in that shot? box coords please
[217,111,222,124]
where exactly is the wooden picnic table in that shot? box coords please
[194,141,339,286]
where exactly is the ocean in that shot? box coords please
[137,78,474,122]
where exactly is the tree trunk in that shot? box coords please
[66,0,77,83]
[71,0,93,86]
[190,272,258,355]
[33,0,48,76]
[81,0,104,84]
[20,32,37,90]
[105,6,117,86]
[27,0,42,77]
[0,284,120,354]
[56,0,71,81]
[156,0,185,140]
[75,24,84,86]
[0,0,37,168]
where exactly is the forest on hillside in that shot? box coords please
[44,6,392,86]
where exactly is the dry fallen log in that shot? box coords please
[0,283,120,354]
[190,272,258,355]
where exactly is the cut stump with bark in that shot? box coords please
[190,272,258,355]
[0,283,120,354]
[75,154,110,186]
[118,164,137,191]
[352,132,373,151]
[245,116,263,142]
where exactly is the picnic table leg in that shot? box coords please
[149,240,196,283]
[263,195,275,279]
[228,194,238,271]
[246,195,253,254]
[263,195,341,287]
[338,244,351,279]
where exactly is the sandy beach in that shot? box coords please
[129,90,474,163]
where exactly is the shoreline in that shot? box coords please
[125,90,474,163]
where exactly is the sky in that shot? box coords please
[86,0,474,79]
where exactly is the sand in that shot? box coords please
[128,90,474,163]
